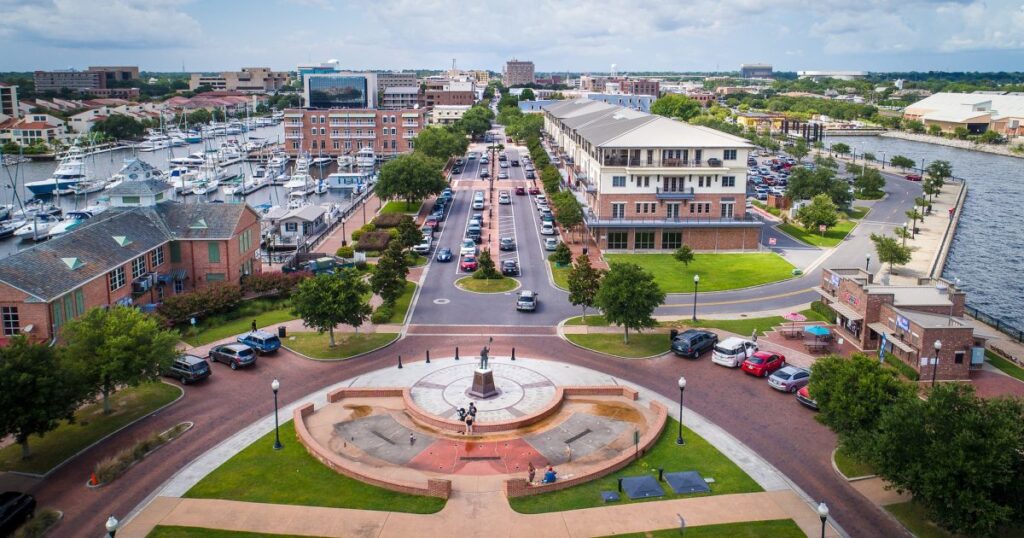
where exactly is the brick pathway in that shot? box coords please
[315,192,383,255]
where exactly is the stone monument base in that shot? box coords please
[468,368,499,399]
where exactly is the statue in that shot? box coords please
[479,337,493,370]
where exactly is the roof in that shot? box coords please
[106,179,173,197]
[280,204,327,222]
[893,308,970,330]
[153,203,247,240]
[13,121,57,130]
[864,285,953,307]
[384,86,419,95]
[906,92,1024,122]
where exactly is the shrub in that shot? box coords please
[351,228,365,241]
[388,228,400,240]
[13,508,60,538]
[359,223,376,234]
[240,273,305,296]
[370,304,394,324]
[93,424,188,485]
[548,242,572,265]
[156,284,242,325]
[884,352,920,381]
[336,246,355,259]
[354,230,392,252]
[372,213,404,228]
[810,300,835,321]
[354,260,369,271]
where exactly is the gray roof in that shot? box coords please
[106,179,174,197]
[153,203,246,240]
[384,86,419,95]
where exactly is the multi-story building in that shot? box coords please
[740,64,773,79]
[381,86,420,110]
[304,73,378,110]
[88,66,140,83]
[375,72,417,91]
[622,79,660,97]
[0,113,68,146]
[0,180,261,345]
[296,60,341,83]
[189,68,290,92]
[34,70,105,93]
[0,83,18,119]
[282,107,426,160]
[430,105,471,125]
[503,59,535,87]
[542,100,761,251]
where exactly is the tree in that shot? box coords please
[371,242,409,306]
[830,142,850,155]
[862,152,875,162]
[413,126,469,162]
[787,166,852,207]
[927,124,942,136]
[567,254,604,321]
[890,155,915,169]
[550,191,582,240]
[789,139,809,163]
[673,245,694,267]
[376,153,447,207]
[454,104,493,139]
[870,232,913,273]
[396,215,422,248]
[91,114,146,140]
[870,384,1024,536]
[548,242,572,265]
[852,166,886,198]
[797,194,840,234]
[905,208,922,238]
[0,337,85,459]
[595,263,665,343]
[953,126,969,140]
[519,88,536,101]
[924,160,951,201]
[812,154,838,170]
[650,94,702,121]
[61,306,178,414]
[905,120,926,133]
[473,248,500,279]
[187,108,212,125]
[292,270,371,345]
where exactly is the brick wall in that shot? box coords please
[595,193,746,221]
[593,225,761,252]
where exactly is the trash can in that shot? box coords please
[278,326,287,338]
[669,329,679,341]
[582,247,589,255]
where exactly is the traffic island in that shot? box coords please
[455,276,519,293]
[284,332,400,360]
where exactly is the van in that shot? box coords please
[711,337,758,368]
[163,354,212,384]
[237,330,282,354]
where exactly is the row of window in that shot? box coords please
[306,127,415,137]
[109,246,169,292]
[611,175,737,188]
[307,115,405,124]
[297,140,399,151]
[609,201,735,218]
[606,231,689,250]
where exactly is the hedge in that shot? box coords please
[810,300,835,321]
[370,304,394,325]
[355,230,392,252]
[336,246,355,258]
[373,213,405,228]
[240,273,305,296]
[884,352,920,381]
[156,284,242,325]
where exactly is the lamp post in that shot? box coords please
[105,515,119,538]
[881,151,886,169]
[676,376,686,445]
[271,379,283,450]
[931,340,942,386]
[817,502,829,538]
[902,221,909,247]
[692,274,700,322]
[865,252,871,272]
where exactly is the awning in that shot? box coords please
[812,286,835,298]
[829,301,864,321]
[868,322,917,353]
[171,269,188,281]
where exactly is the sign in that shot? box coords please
[190,317,197,326]
[896,315,910,331]
[819,224,827,233]
[879,333,888,363]
[829,273,840,287]
[768,237,777,246]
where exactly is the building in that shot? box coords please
[34,70,105,93]
[304,73,378,110]
[430,105,471,125]
[162,92,261,115]
[423,80,475,107]
[0,113,67,146]
[69,103,161,133]
[0,83,18,119]
[470,70,490,84]
[296,60,342,83]
[542,100,761,251]
[0,181,261,344]
[375,72,417,91]
[797,71,868,81]
[685,91,717,107]
[622,79,660,97]
[503,59,535,87]
[816,268,987,381]
[903,92,1024,138]
[282,107,426,159]
[381,86,420,110]
[189,68,290,92]
[740,64,773,79]
[88,66,140,83]
[735,112,786,133]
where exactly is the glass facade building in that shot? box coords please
[304,74,376,109]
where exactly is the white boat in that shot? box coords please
[337,155,354,167]
[325,171,372,190]
[287,191,307,209]
[314,180,328,195]
[192,181,218,196]
[25,144,89,195]
[70,180,107,195]
[168,152,205,167]
[137,132,185,152]
[310,156,333,166]
[47,207,106,237]
[217,143,244,166]
[356,147,376,168]
[13,214,60,240]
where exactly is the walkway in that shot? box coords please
[315,192,383,255]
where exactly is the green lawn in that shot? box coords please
[604,253,795,293]
[599,519,805,538]
[563,314,611,326]
[884,501,956,538]
[149,527,314,538]
[985,350,1024,383]
[564,309,828,338]
[181,297,294,346]
[388,282,417,324]
[380,200,422,214]
[834,446,875,478]
[565,332,669,358]
[404,252,427,267]
[549,260,570,289]
[778,220,856,248]
[845,206,871,220]
[509,417,762,514]
[185,421,445,513]
[456,276,518,293]
[0,382,181,474]
[285,332,398,360]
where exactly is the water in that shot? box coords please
[828,135,1024,329]
[0,124,364,258]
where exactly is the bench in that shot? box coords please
[780,327,803,339]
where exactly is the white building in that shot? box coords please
[430,105,471,125]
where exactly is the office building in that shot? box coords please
[542,100,761,251]
[0,83,18,119]
[430,105,471,125]
[797,71,868,81]
[296,60,341,83]
[375,72,417,91]
[622,79,660,97]
[381,86,420,110]
[189,68,289,92]
[503,59,535,87]
[740,64,773,78]
[88,66,140,83]
[34,70,105,93]
[283,107,426,160]
[304,73,378,110]
[424,80,475,107]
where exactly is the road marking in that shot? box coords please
[433,298,450,305]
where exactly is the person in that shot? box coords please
[565,444,572,462]
[465,414,474,434]
[527,462,536,484]
[251,320,258,332]
[542,466,557,484]
[409,432,415,446]
[456,407,467,422]
[468,402,477,417]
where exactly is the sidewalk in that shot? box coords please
[877,185,961,285]
[315,192,383,255]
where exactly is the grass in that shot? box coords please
[404,252,427,267]
[0,382,181,474]
[565,332,669,358]
[563,314,611,326]
[456,276,518,293]
[985,349,1024,382]
[380,200,422,214]
[855,191,886,200]
[509,417,762,514]
[181,297,294,346]
[604,253,795,293]
[148,527,313,538]
[834,446,875,478]
[599,519,805,538]
[885,501,956,538]
[388,282,416,324]
[564,309,828,338]
[549,260,570,289]
[845,205,871,220]
[778,220,857,248]
[185,421,445,513]
[284,331,398,360]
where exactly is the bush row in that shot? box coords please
[157,284,242,325]
[810,300,835,321]
[93,423,189,485]
[240,272,305,296]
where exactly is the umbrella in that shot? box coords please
[804,325,831,337]
[783,312,807,331]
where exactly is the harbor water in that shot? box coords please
[827,135,1024,330]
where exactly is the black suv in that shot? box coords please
[501,259,519,276]
[163,354,212,385]
[0,492,36,536]
[670,329,718,359]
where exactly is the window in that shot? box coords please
[239,229,252,254]
[722,176,736,187]
[954,351,965,364]
[109,266,126,291]
[635,231,654,249]
[333,141,340,149]
[2,306,19,335]
[206,273,226,282]
[173,279,184,294]
[285,222,298,232]
[612,176,626,187]
[150,246,164,267]
[611,203,625,219]
[721,201,735,218]
[724,149,737,160]
[607,231,628,249]
[131,256,146,279]
[207,243,221,263]
[121,195,141,205]
[667,203,680,219]
[662,231,682,249]
[155,192,164,201]
[169,242,181,263]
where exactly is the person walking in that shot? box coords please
[468,402,477,417]
[251,320,258,332]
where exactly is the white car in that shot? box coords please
[541,222,555,235]
[711,337,758,368]
[472,199,484,210]
[412,236,432,254]
[460,239,477,256]
[544,237,559,250]
[535,193,547,204]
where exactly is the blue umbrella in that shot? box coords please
[804,325,831,337]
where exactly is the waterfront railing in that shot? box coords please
[965,305,1024,343]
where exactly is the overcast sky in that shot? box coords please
[2,0,1023,73]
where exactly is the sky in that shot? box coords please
[1,0,1023,74]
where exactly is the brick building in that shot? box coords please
[816,268,987,381]
[0,180,261,344]
[88,66,140,83]
[282,107,426,159]
[381,86,420,110]
[189,67,290,92]
[0,83,19,119]
[503,59,535,87]
[622,79,660,97]
[34,70,105,93]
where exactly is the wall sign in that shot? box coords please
[896,315,910,331]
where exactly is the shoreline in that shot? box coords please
[879,131,1024,160]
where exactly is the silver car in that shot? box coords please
[767,366,810,393]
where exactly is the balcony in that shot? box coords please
[584,212,761,229]
[601,156,727,169]
[655,187,695,200]
[402,122,419,127]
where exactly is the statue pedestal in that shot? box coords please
[468,368,499,399]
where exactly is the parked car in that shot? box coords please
[540,222,555,235]
[162,354,211,385]
[460,239,477,256]
[460,255,478,272]
[670,329,718,359]
[526,171,536,179]
[436,247,454,262]
[528,186,541,195]
[499,237,516,251]
[0,492,36,536]
[544,237,559,250]
[905,174,922,181]
[515,186,526,195]
[711,337,758,367]
[424,217,439,229]
[501,259,520,276]
[499,191,511,204]
[237,330,281,354]
[472,198,485,209]
[511,159,520,167]
[516,290,538,311]
[769,366,811,393]
[498,171,509,179]
[742,351,786,377]
[479,170,490,179]
[209,343,257,370]
[795,385,819,410]
[412,236,432,254]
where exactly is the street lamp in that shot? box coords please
[676,376,686,445]
[865,252,871,272]
[881,151,886,169]
[817,502,829,538]
[105,515,119,537]
[692,274,700,322]
[271,379,283,450]
[931,340,942,386]
[903,221,909,247]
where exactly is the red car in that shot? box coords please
[460,255,478,272]
[796,385,818,410]
[905,174,922,181]
[424,218,438,229]
[528,187,541,195]
[742,351,786,377]
[515,186,526,195]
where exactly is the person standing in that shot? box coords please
[527,462,536,484]
[468,402,477,418]
[465,414,474,434]
[251,320,258,332]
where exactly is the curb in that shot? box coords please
[85,421,195,489]
[556,326,670,360]
[454,276,521,295]
[830,447,877,482]
[282,332,402,362]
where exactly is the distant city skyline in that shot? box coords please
[2,0,1023,73]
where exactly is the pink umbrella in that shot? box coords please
[783,312,807,330]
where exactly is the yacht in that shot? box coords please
[0,219,25,239]
[287,190,308,209]
[325,170,372,191]
[314,179,328,195]
[13,214,60,240]
[12,199,61,220]
[310,155,333,166]
[70,179,107,195]
[356,147,376,168]
[25,145,89,195]
[47,206,107,238]
[137,132,185,152]
[168,152,205,167]
[337,155,354,168]
[217,143,244,166]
